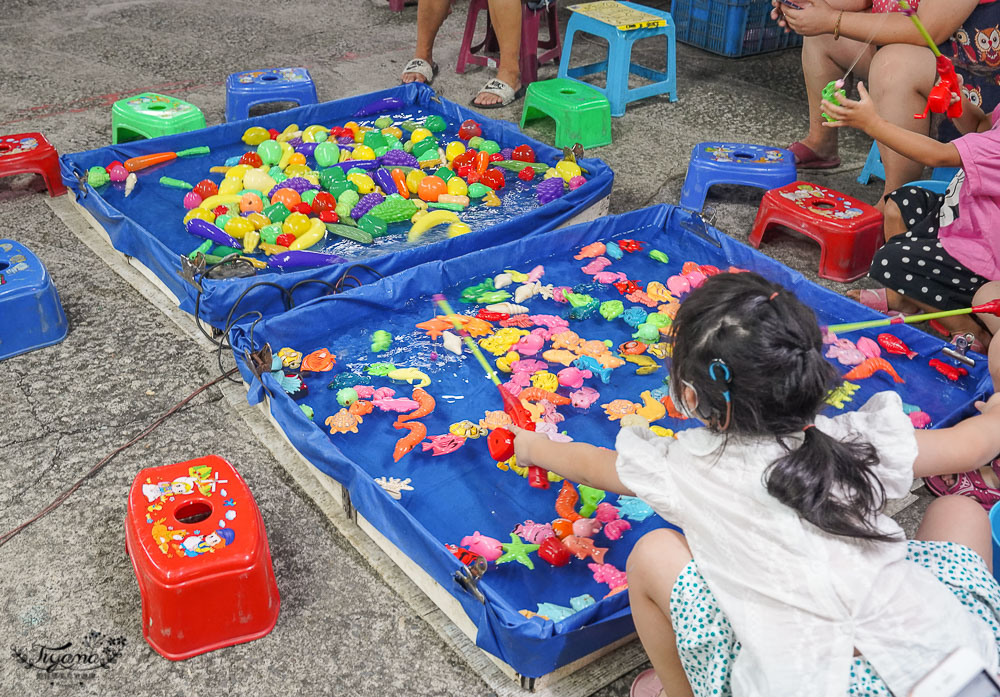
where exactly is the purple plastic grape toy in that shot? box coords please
[536,177,565,205]
[351,192,385,220]
[380,149,419,168]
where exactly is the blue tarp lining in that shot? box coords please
[59,83,613,329]
[229,205,991,678]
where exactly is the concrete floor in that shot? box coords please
[0,0,937,695]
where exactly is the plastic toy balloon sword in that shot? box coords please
[826,299,1000,333]
[432,294,550,489]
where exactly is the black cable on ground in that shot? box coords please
[0,367,239,549]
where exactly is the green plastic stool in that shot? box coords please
[520,78,612,149]
[111,93,206,144]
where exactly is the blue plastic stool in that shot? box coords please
[679,142,797,212]
[225,68,318,122]
[904,179,949,195]
[857,141,960,186]
[0,240,68,361]
[988,503,1000,580]
[557,2,677,117]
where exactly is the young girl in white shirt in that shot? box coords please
[511,271,1000,697]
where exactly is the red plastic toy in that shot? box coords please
[125,455,279,660]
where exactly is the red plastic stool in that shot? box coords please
[456,0,562,85]
[125,455,279,660]
[0,133,66,197]
[749,181,884,283]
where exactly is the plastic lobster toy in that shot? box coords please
[433,294,550,489]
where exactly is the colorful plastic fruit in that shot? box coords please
[480,169,505,190]
[458,119,482,140]
[282,212,312,237]
[518,167,535,181]
[270,188,302,209]
[512,145,535,163]
[417,175,447,202]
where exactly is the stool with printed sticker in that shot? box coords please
[749,181,884,283]
[0,133,66,197]
[125,455,279,660]
[225,68,319,122]
[0,240,68,362]
[679,142,797,212]
[111,93,207,144]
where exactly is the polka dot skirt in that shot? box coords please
[669,541,1000,696]
[870,187,985,309]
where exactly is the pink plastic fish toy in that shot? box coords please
[574,242,606,260]
[552,287,571,303]
[581,257,612,275]
[373,397,420,412]
[856,336,881,359]
[461,531,503,562]
[594,502,621,523]
[909,411,932,428]
[563,535,607,564]
[353,385,375,399]
[667,275,691,296]
[422,433,466,456]
[572,518,602,538]
[538,400,565,425]
[511,359,548,374]
[687,270,707,288]
[526,265,545,282]
[513,520,555,544]
[500,315,534,328]
[509,372,532,387]
[372,387,396,400]
[822,329,838,345]
[825,339,865,366]
[602,519,632,541]
[514,334,545,355]
[593,271,628,284]
[536,422,573,442]
[557,367,592,389]
[501,380,524,396]
[570,387,601,409]
[588,562,628,594]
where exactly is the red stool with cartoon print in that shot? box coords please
[0,133,66,197]
[749,181,884,283]
[125,455,279,660]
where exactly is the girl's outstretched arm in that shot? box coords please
[822,82,962,169]
[913,393,1000,479]
[510,426,635,496]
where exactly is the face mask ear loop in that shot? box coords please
[708,359,732,432]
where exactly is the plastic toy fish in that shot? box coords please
[626,290,658,308]
[621,307,648,328]
[623,354,659,375]
[574,356,612,384]
[349,400,374,416]
[574,242,606,260]
[604,241,623,260]
[594,502,621,523]
[513,520,556,544]
[557,367,592,389]
[589,563,628,596]
[461,531,503,561]
[616,495,655,522]
[581,257,612,275]
[479,410,514,431]
[824,380,860,409]
[504,269,530,283]
[843,357,905,383]
[392,420,427,462]
[649,249,669,264]
[371,330,393,352]
[617,239,643,253]
[526,265,545,282]
[877,333,918,359]
[397,388,435,423]
[549,330,581,350]
[593,271,628,284]
[613,279,643,295]
[562,535,607,564]
[570,387,601,409]
[660,395,688,420]
[374,397,420,413]
[856,336,881,359]
[555,481,582,522]
[667,275,691,297]
[619,340,646,355]
[542,349,578,366]
[530,314,570,330]
[501,314,534,328]
[388,367,431,387]
[422,433,466,456]
[511,359,548,374]
[519,386,570,406]
[513,334,545,356]
[929,358,968,381]
[529,371,560,392]
[450,420,486,438]
[277,347,303,369]
[825,339,865,366]
[372,387,396,400]
[572,518,602,538]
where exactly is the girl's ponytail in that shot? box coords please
[765,426,894,542]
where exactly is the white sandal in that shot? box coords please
[401,58,438,86]
[472,78,526,109]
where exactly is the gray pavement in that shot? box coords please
[0,1,934,695]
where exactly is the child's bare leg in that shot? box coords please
[882,198,907,241]
[626,529,695,697]
[916,495,993,568]
[972,283,1000,387]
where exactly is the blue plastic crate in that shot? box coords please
[672,0,803,58]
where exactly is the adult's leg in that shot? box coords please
[796,32,874,162]
[474,0,523,105]
[916,495,993,568]
[626,529,695,697]
[867,44,937,199]
[402,0,452,83]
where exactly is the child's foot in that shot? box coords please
[847,288,920,316]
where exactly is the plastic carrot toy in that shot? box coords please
[432,294,550,489]
[124,146,210,172]
[828,299,1000,333]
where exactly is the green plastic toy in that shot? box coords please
[371,330,393,352]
